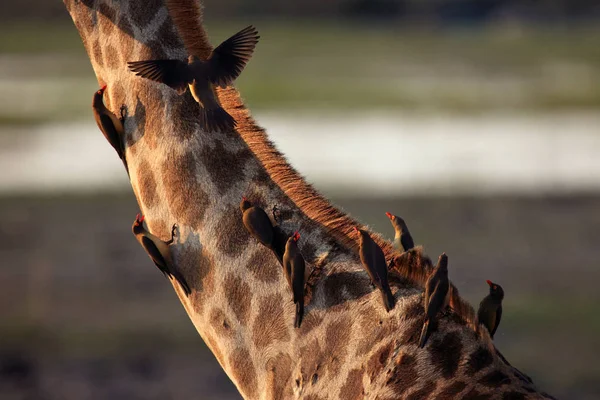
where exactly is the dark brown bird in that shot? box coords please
[419,253,450,348]
[354,227,395,312]
[477,280,504,338]
[283,231,305,328]
[127,25,259,133]
[132,214,191,296]
[240,197,284,265]
[385,212,414,251]
[92,85,128,172]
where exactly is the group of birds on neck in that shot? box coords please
[90,22,504,347]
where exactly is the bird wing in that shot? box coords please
[207,25,259,88]
[401,233,415,251]
[491,305,502,337]
[128,59,192,93]
[425,278,449,319]
[282,247,293,289]
[291,255,305,304]
[97,112,124,156]
[243,207,274,247]
[141,236,170,273]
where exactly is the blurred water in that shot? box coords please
[1,112,599,195]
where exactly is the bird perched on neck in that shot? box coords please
[127,25,259,133]
[385,212,415,252]
[92,85,128,173]
[354,227,396,312]
[240,197,284,265]
[283,231,306,328]
[477,280,504,338]
[132,214,191,296]
[419,253,450,348]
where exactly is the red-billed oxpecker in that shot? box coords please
[127,25,259,133]
[132,214,191,296]
[419,253,450,348]
[240,197,284,265]
[354,227,396,312]
[385,212,415,252]
[92,85,128,172]
[477,280,504,339]
[283,231,305,328]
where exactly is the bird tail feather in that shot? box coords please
[171,269,192,296]
[381,286,396,312]
[294,301,304,329]
[201,106,236,133]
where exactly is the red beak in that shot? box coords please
[242,196,247,201]
[100,84,107,92]
[486,280,493,286]
[385,212,393,220]
[293,231,300,241]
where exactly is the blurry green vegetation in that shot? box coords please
[0,21,599,124]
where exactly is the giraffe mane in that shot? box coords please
[164,0,479,330]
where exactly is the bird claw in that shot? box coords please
[171,224,179,240]
[272,205,281,224]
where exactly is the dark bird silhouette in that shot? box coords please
[127,25,259,133]
[283,232,305,328]
[419,253,450,348]
[354,227,395,312]
[240,197,284,265]
[477,280,504,338]
[385,212,414,251]
[132,214,191,296]
[92,85,128,172]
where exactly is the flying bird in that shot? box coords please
[240,197,284,265]
[385,212,414,251]
[283,231,306,328]
[92,85,128,172]
[132,214,191,296]
[355,227,396,312]
[477,280,504,338]
[127,25,259,133]
[419,253,450,348]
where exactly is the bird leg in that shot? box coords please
[119,104,128,123]
[272,205,281,225]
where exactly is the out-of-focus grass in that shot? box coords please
[0,21,599,124]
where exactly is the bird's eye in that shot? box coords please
[493,286,497,290]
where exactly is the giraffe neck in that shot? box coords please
[66,1,553,398]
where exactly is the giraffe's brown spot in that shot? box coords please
[126,97,146,151]
[407,381,436,400]
[429,331,462,379]
[303,396,325,400]
[323,272,371,309]
[169,96,203,141]
[325,317,353,375]
[403,299,425,319]
[297,310,323,336]
[245,248,279,283]
[253,167,270,186]
[184,248,215,315]
[137,160,158,209]
[502,392,526,400]
[229,348,258,399]
[478,370,511,387]
[92,40,103,67]
[462,388,490,400]
[142,99,164,150]
[356,313,395,357]
[300,338,322,383]
[366,341,393,380]
[215,206,250,257]
[266,353,293,400]
[387,353,418,395]
[128,0,162,29]
[435,381,467,399]
[299,239,317,262]
[104,44,121,70]
[157,20,182,52]
[339,368,364,400]
[400,315,425,345]
[97,2,116,24]
[200,140,252,195]
[224,273,252,325]
[252,294,290,349]
[467,347,494,375]
[209,308,233,338]
[162,151,209,229]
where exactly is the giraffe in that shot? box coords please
[65,0,556,398]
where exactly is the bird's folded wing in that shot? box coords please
[127,59,191,93]
[207,25,260,88]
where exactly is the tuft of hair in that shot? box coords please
[164,0,212,59]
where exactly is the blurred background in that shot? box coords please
[1,0,599,399]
